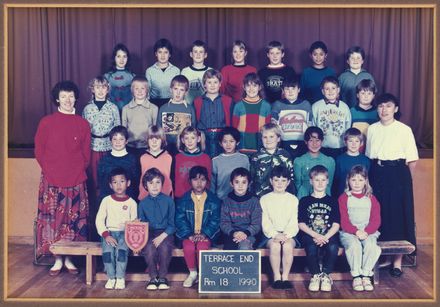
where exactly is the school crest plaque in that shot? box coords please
[125,221,149,255]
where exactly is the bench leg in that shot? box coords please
[373,264,379,285]
[86,254,93,285]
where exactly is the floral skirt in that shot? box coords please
[36,174,89,257]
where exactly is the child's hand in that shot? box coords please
[152,233,168,248]
[105,236,118,247]
[356,230,368,240]
[274,233,287,243]
[313,234,328,246]
[233,231,247,243]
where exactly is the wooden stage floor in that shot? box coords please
[6,243,434,301]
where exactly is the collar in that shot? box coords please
[227,191,254,202]
[154,62,174,70]
[111,148,128,157]
[347,191,366,199]
[281,98,300,105]
[127,98,152,109]
[111,194,130,202]
[167,99,188,108]
[183,147,201,155]
[190,65,208,71]
[354,104,374,112]
[233,63,247,68]
[146,149,165,158]
[243,97,262,104]
[324,99,340,107]
[57,107,76,115]
[146,192,164,200]
[203,93,221,101]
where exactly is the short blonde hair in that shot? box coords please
[145,125,167,150]
[177,126,206,152]
[260,122,282,138]
[130,76,149,94]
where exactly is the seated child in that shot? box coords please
[194,69,233,157]
[95,167,138,290]
[338,46,376,108]
[220,167,262,250]
[139,168,175,291]
[293,126,335,200]
[220,40,257,103]
[104,43,136,111]
[260,166,299,289]
[82,76,121,198]
[157,75,196,155]
[298,165,340,292]
[312,76,351,159]
[258,40,296,103]
[232,72,271,153]
[338,165,381,292]
[175,166,221,288]
[122,76,158,158]
[334,128,370,197]
[97,126,139,242]
[271,76,313,160]
[211,127,250,200]
[250,123,295,197]
[181,40,212,104]
[145,38,180,108]
[350,79,379,141]
[300,40,336,104]
[138,125,173,200]
[174,126,212,199]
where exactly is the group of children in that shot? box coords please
[79,38,418,294]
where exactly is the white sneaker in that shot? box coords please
[183,274,198,288]
[320,273,333,292]
[352,276,364,291]
[308,274,321,292]
[105,278,116,289]
[146,278,158,290]
[115,278,125,290]
[362,276,374,291]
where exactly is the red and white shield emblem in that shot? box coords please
[125,221,149,255]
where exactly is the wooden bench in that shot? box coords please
[49,240,415,286]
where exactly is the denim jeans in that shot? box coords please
[203,130,222,158]
[101,231,128,279]
[301,234,339,275]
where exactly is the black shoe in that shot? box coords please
[281,280,293,289]
[146,278,159,290]
[272,280,283,289]
[389,267,403,278]
[157,278,170,290]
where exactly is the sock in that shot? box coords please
[51,256,63,270]
[64,256,77,269]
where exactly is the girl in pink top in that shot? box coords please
[139,126,173,200]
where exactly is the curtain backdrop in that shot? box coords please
[7,7,433,148]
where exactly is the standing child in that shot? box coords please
[82,76,121,198]
[298,165,340,292]
[104,43,136,112]
[145,38,180,108]
[338,165,381,291]
[174,126,212,199]
[138,126,173,200]
[97,126,139,204]
[300,41,336,104]
[221,167,262,250]
[258,40,296,104]
[366,93,418,277]
[232,72,271,153]
[338,46,376,108]
[139,168,175,291]
[312,76,351,159]
[334,128,370,197]
[271,76,313,160]
[260,166,299,289]
[211,127,250,200]
[157,75,196,155]
[294,126,335,200]
[175,166,221,288]
[181,40,212,104]
[220,40,257,103]
[95,167,138,290]
[122,76,158,159]
[194,69,233,157]
[250,123,295,197]
[350,79,379,139]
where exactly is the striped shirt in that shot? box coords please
[145,62,180,99]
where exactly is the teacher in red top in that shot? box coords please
[34,80,91,276]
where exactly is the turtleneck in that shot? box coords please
[111,148,128,157]
[57,107,76,115]
[227,191,254,202]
